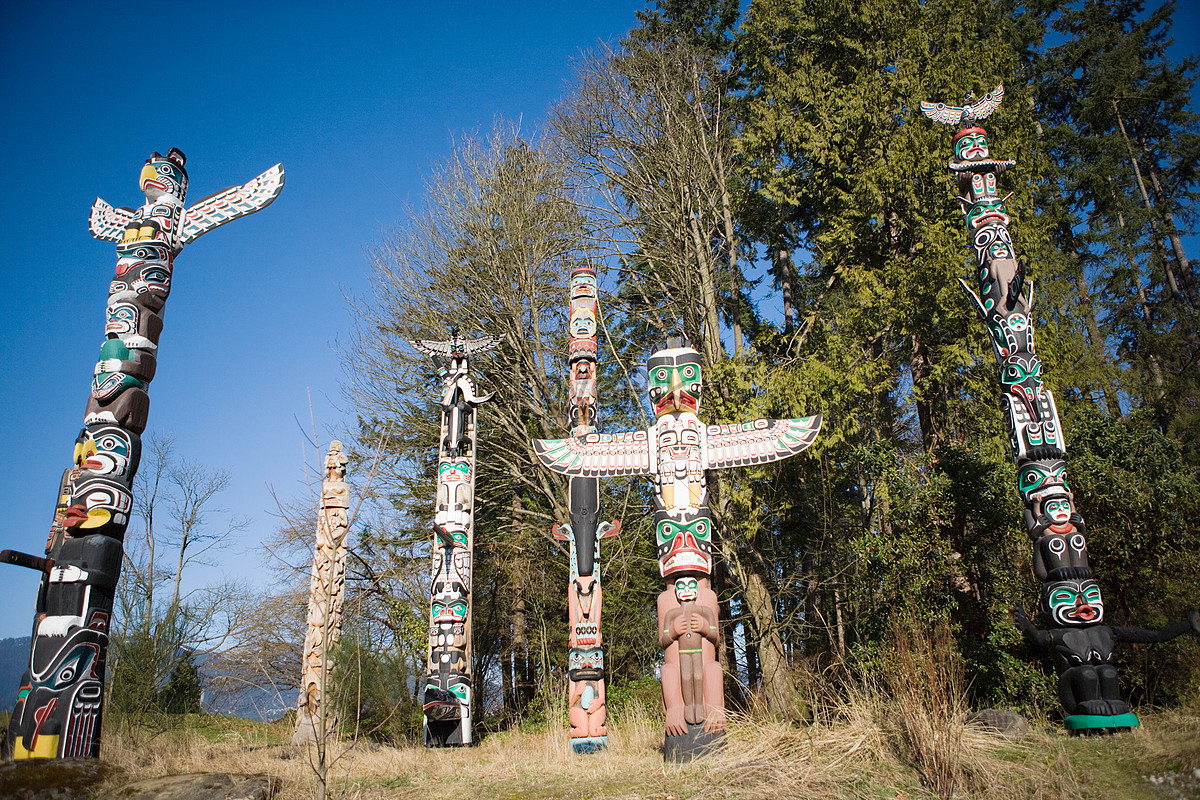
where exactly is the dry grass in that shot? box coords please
[90,680,1103,800]
[94,634,1198,800]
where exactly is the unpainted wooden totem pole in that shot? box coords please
[534,337,821,760]
[923,87,1200,733]
[293,441,351,745]
[1,150,283,759]
[551,265,620,754]
[411,328,501,747]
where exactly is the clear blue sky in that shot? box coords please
[0,2,1198,642]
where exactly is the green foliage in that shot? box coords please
[330,630,422,745]
[338,0,1200,730]
[107,629,162,718]
[1064,408,1200,705]
[604,676,663,722]
[158,652,203,715]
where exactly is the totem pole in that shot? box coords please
[293,441,351,745]
[411,327,501,747]
[534,337,821,760]
[1,149,283,759]
[923,87,1200,732]
[551,265,620,754]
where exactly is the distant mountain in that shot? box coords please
[0,637,31,713]
[197,651,292,723]
[0,636,291,722]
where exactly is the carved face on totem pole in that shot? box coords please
[647,343,702,417]
[111,242,173,311]
[568,360,597,430]
[963,195,1011,230]
[1042,579,1104,626]
[568,646,603,682]
[673,577,700,603]
[953,128,991,163]
[14,618,107,758]
[1018,458,1068,505]
[105,301,162,351]
[73,426,140,485]
[656,509,712,578]
[1001,352,1044,419]
[434,458,472,546]
[120,150,188,248]
[61,477,132,536]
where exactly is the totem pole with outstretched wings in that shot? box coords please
[534,336,821,761]
[2,150,283,760]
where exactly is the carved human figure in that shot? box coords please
[1014,599,1200,718]
[567,648,607,739]
[658,577,721,736]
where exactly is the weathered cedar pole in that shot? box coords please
[293,441,351,745]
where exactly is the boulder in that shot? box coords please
[96,772,279,800]
[968,708,1029,740]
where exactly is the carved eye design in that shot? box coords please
[1070,534,1086,551]
[1048,537,1065,555]
[1049,589,1075,607]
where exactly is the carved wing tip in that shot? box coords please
[920,100,963,125]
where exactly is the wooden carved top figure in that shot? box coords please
[534,337,821,578]
[325,440,348,483]
[411,327,502,457]
[89,148,284,254]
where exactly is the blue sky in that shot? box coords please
[0,1,1198,644]
[0,1,648,639]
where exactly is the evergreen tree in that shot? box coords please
[158,651,203,714]
[1039,0,1200,460]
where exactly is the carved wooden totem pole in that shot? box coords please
[534,337,821,760]
[923,87,1200,733]
[551,265,620,754]
[293,441,351,745]
[411,328,501,747]
[1,149,283,759]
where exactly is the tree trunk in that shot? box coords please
[1113,99,1191,309]
[1057,221,1123,418]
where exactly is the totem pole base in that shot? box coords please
[570,735,608,754]
[1065,712,1140,734]
[424,719,470,747]
[663,724,725,763]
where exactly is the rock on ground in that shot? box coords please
[97,773,279,800]
[0,758,121,800]
[968,708,1030,740]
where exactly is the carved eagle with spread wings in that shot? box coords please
[533,415,822,479]
[411,331,503,359]
[921,85,1005,127]
[88,163,285,247]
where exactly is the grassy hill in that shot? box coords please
[73,688,1200,800]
